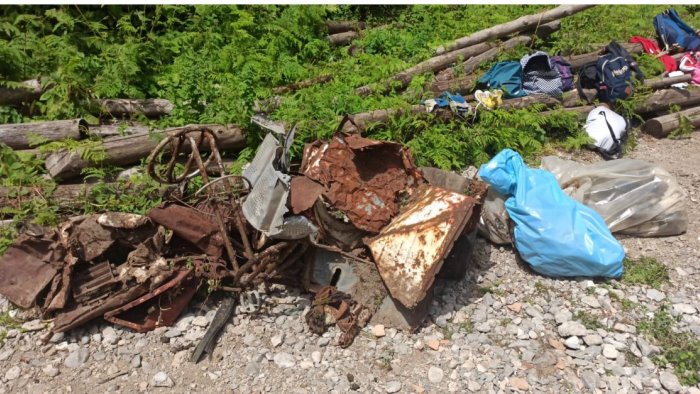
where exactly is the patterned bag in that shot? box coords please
[520,51,564,98]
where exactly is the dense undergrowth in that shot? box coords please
[1,4,698,235]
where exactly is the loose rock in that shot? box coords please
[152,371,174,388]
[428,366,443,383]
[385,380,402,393]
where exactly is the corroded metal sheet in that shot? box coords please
[0,232,63,308]
[366,185,477,309]
[300,134,422,233]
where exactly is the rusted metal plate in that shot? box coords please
[300,134,422,233]
[147,203,224,259]
[289,176,324,215]
[366,185,477,309]
[0,232,63,308]
[104,269,199,333]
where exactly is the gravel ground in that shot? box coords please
[1,133,700,394]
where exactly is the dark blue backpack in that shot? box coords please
[654,8,700,51]
[597,54,633,103]
[477,61,527,99]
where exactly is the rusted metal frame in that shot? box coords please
[186,134,239,271]
[241,242,294,287]
[263,242,309,278]
[232,241,291,287]
[147,127,217,184]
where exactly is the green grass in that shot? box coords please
[622,257,670,289]
[575,310,604,330]
[638,306,700,385]
[0,311,20,330]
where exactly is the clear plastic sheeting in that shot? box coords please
[477,188,511,245]
[541,156,688,237]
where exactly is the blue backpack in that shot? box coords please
[477,61,527,99]
[654,8,700,51]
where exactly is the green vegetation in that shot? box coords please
[638,306,700,385]
[622,256,670,289]
[1,5,699,251]
[574,310,604,330]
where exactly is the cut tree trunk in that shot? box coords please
[636,88,700,114]
[430,74,478,96]
[435,5,594,55]
[99,99,174,118]
[499,94,561,110]
[273,74,333,95]
[328,31,360,47]
[340,106,426,133]
[0,119,87,149]
[540,105,595,119]
[462,36,532,75]
[645,74,692,89]
[566,43,644,70]
[356,41,494,96]
[326,21,366,35]
[641,106,700,138]
[0,80,44,107]
[88,124,152,138]
[45,124,246,181]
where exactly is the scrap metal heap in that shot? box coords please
[0,117,488,361]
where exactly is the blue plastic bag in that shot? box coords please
[478,149,624,278]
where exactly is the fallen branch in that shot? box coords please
[0,119,87,149]
[45,124,246,181]
[641,106,700,138]
[88,124,152,138]
[435,5,594,55]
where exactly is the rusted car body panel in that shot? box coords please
[366,184,478,309]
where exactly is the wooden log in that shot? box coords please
[540,105,595,120]
[499,94,561,110]
[99,99,174,118]
[435,5,594,55]
[430,74,478,96]
[567,43,644,70]
[645,74,692,89]
[45,124,246,181]
[88,124,152,138]
[356,41,494,96]
[273,74,333,95]
[327,21,366,35]
[328,31,359,47]
[636,88,700,114]
[641,106,700,138]
[0,119,87,149]
[462,36,532,76]
[340,106,426,133]
[0,80,43,107]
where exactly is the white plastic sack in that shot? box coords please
[584,106,628,153]
[541,156,687,237]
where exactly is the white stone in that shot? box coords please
[602,344,619,359]
[21,319,44,332]
[386,381,402,393]
[646,289,665,302]
[273,352,295,368]
[564,336,581,350]
[558,321,587,337]
[428,366,444,383]
[311,351,322,364]
[42,365,59,378]
[672,303,697,315]
[152,371,174,387]
[4,366,20,380]
[583,334,603,346]
[192,316,209,327]
[271,334,284,348]
[659,371,682,393]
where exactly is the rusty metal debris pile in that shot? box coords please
[0,117,487,359]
